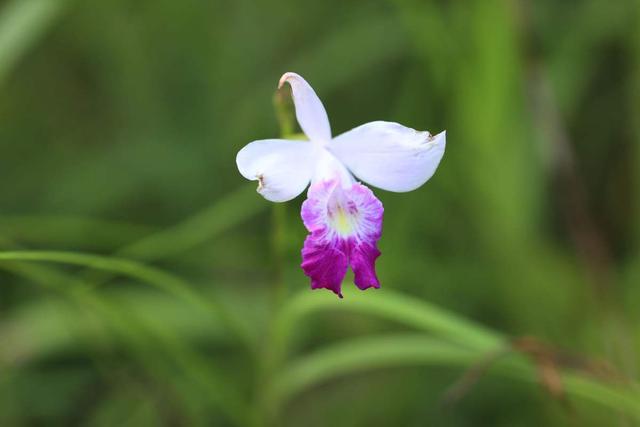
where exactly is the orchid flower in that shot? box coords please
[236,72,446,297]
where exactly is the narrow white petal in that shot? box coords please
[330,121,446,192]
[279,72,331,142]
[236,139,315,202]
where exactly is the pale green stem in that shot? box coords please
[270,203,287,308]
[269,87,297,307]
[253,88,298,427]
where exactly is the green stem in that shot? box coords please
[270,203,287,309]
[253,85,299,427]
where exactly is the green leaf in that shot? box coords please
[0,258,250,427]
[276,288,502,357]
[271,334,640,419]
[0,250,252,348]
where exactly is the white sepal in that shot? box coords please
[236,139,315,202]
[330,121,446,192]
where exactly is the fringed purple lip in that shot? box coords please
[301,180,383,297]
[236,72,445,297]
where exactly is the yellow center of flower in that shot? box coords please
[330,206,359,236]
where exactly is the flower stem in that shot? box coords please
[270,202,287,308]
[252,87,298,427]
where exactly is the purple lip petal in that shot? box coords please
[300,180,383,297]
[350,240,381,290]
[301,235,348,298]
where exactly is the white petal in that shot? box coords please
[236,139,315,202]
[279,72,331,142]
[330,121,446,192]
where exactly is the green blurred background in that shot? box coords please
[1,0,639,425]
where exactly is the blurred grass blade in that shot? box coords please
[0,185,265,258]
[104,299,252,427]
[271,335,476,406]
[276,288,502,356]
[633,3,640,252]
[271,334,640,419]
[0,215,154,250]
[0,289,228,366]
[547,0,636,114]
[118,184,266,261]
[0,259,249,427]
[0,0,67,85]
[0,250,252,347]
[0,250,208,306]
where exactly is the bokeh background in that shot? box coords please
[1,0,639,425]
